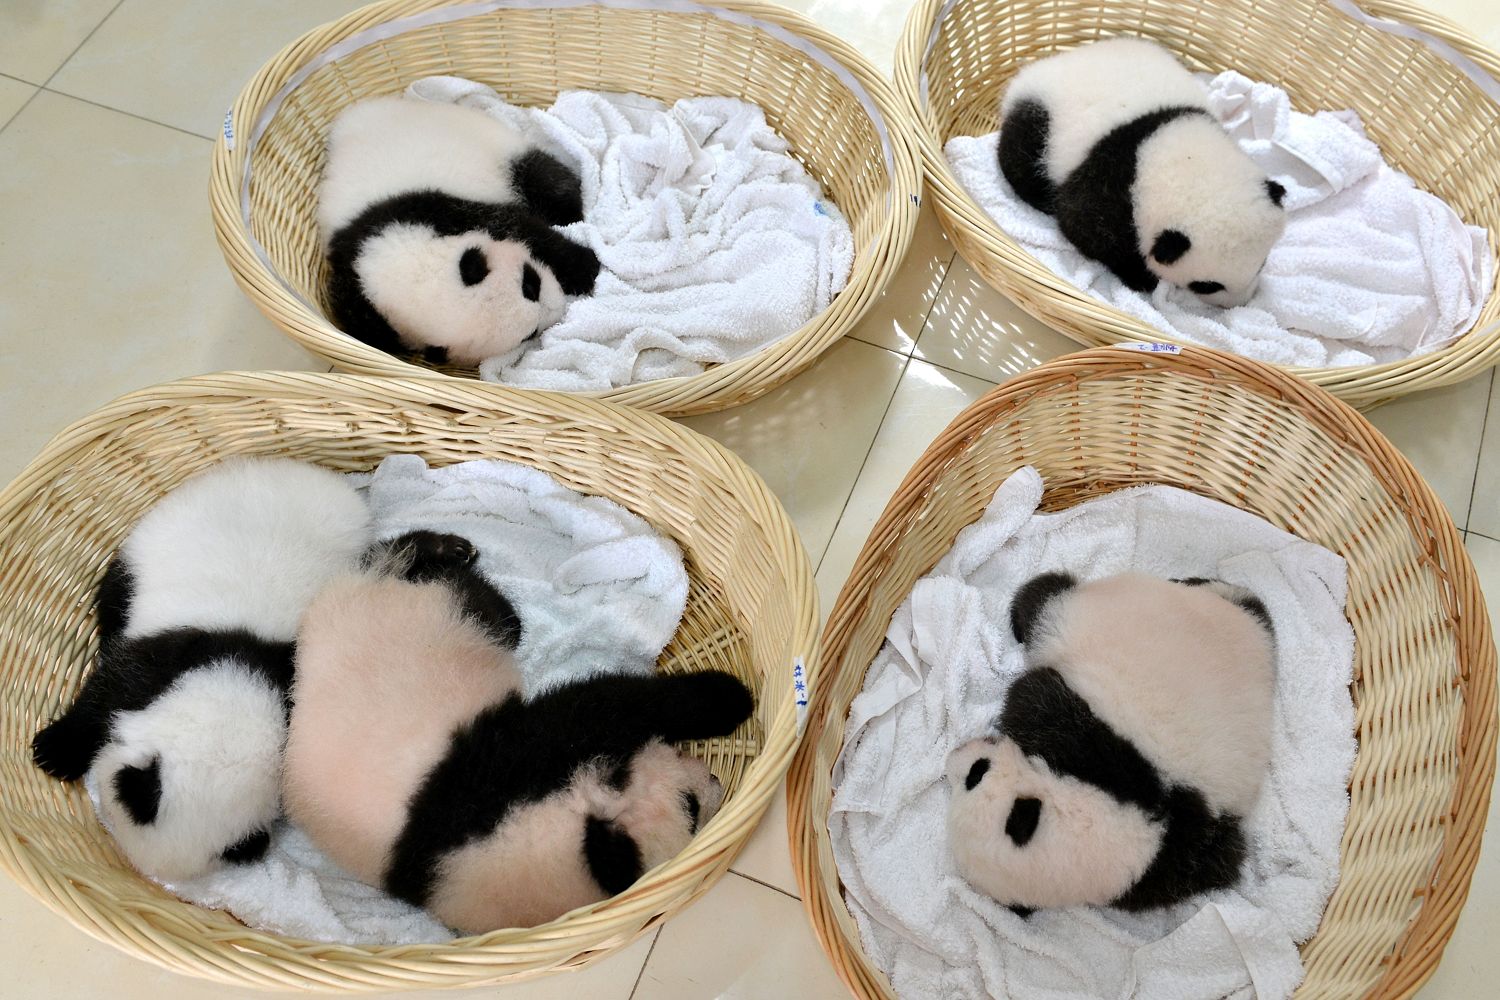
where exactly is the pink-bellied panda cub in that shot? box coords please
[30,457,372,882]
[947,572,1275,915]
[999,37,1286,305]
[284,530,752,933]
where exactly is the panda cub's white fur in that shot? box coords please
[999,37,1286,306]
[117,456,374,640]
[319,96,599,366]
[317,98,536,238]
[947,572,1275,914]
[31,457,372,884]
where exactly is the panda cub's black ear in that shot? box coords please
[1265,179,1286,207]
[1150,229,1191,265]
[1009,571,1077,645]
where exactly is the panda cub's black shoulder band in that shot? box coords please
[1054,105,1212,293]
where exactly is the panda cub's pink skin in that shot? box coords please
[285,531,751,934]
[947,572,1275,914]
[283,569,522,888]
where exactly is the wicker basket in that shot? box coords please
[788,345,1497,998]
[0,372,817,992]
[209,0,920,417]
[893,0,1500,409]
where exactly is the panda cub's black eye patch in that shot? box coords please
[964,757,991,791]
[682,790,701,833]
[1150,229,1191,265]
[521,263,542,302]
[1188,281,1226,296]
[458,247,489,286]
[1005,796,1042,846]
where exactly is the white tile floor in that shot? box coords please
[0,1,1496,997]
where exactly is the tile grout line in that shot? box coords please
[1469,529,1499,544]
[1462,368,1495,533]
[38,87,212,143]
[846,246,959,359]
[812,258,963,576]
[38,0,127,90]
[626,927,662,1000]
[0,85,43,136]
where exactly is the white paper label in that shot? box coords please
[792,657,808,737]
[1120,341,1183,355]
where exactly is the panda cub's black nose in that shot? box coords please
[459,247,489,286]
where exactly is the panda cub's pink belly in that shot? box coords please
[284,573,521,887]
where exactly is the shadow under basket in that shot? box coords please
[788,345,1496,999]
[893,0,1500,409]
[0,372,817,992]
[210,0,922,417]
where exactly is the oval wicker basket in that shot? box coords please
[209,0,920,417]
[893,0,1500,410]
[788,345,1497,998]
[0,372,817,992]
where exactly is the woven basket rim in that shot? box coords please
[209,0,922,417]
[0,370,820,991]
[891,0,1500,408]
[786,343,1498,1000]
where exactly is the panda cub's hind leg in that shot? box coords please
[511,149,586,227]
[998,98,1057,214]
[371,530,523,648]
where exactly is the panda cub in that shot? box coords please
[999,37,1286,306]
[31,457,372,882]
[947,572,1275,915]
[319,96,601,365]
[284,531,752,934]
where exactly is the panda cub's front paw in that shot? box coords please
[383,530,478,581]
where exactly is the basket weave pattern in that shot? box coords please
[894,0,1500,408]
[211,0,920,416]
[0,373,817,992]
[788,346,1496,999]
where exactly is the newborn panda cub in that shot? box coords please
[947,572,1275,914]
[320,97,601,365]
[999,37,1286,305]
[285,531,753,933]
[31,457,372,882]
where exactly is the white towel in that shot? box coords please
[403,77,855,391]
[353,454,689,693]
[155,456,690,944]
[945,71,1493,368]
[830,467,1356,1000]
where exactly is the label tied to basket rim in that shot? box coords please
[1120,342,1183,355]
[222,109,235,150]
[793,657,808,737]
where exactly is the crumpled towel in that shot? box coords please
[155,456,691,944]
[403,77,855,391]
[945,70,1493,367]
[830,467,1356,1000]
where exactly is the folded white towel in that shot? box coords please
[156,456,690,944]
[945,71,1493,368]
[830,467,1356,1000]
[403,77,854,391]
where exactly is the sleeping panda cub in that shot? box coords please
[947,572,1275,915]
[284,530,752,933]
[31,457,372,882]
[319,96,601,365]
[999,37,1286,305]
